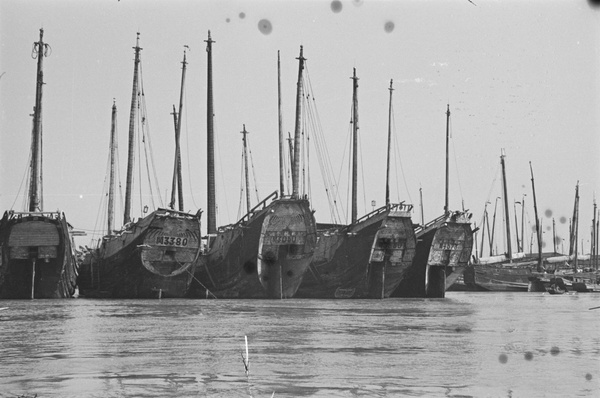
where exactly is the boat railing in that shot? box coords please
[155,207,203,219]
[342,202,412,232]
[225,190,278,229]
[4,210,62,221]
[415,210,472,235]
[414,212,448,235]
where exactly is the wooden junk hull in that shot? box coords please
[0,211,78,299]
[296,204,417,299]
[93,209,201,298]
[393,211,474,298]
[192,196,317,299]
[453,265,533,292]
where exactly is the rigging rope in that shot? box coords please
[133,62,163,216]
[305,88,342,223]
[481,162,501,229]
[449,115,466,210]
[184,82,199,209]
[390,101,413,205]
[343,105,354,223]
[247,137,261,205]
[11,149,31,211]
[237,150,244,220]
[214,118,231,224]
[135,94,143,216]
[303,65,344,224]
[358,114,367,215]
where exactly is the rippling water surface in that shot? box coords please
[0,292,599,397]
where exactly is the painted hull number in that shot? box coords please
[265,231,305,245]
[156,236,188,247]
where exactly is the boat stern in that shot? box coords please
[257,199,317,298]
[367,206,417,298]
[139,210,201,297]
[425,215,474,297]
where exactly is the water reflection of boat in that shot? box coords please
[0,29,78,299]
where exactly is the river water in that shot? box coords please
[0,292,598,398]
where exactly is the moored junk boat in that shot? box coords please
[393,105,474,298]
[296,77,416,299]
[298,203,416,299]
[190,36,317,299]
[97,208,202,298]
[0,211,78,299]
[393,210,473,297]
[86,35,201,298]
[456,260,533,292]
[0,29,78,299]
[193,192,317,299]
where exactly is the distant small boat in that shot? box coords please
[0,29,78,299]
[457,172,587,293]
[546,280,567,295]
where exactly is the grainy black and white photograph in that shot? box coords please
[0,0,599,396]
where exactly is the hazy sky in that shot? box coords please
[1,0,599,254]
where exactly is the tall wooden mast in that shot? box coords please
[500,150,512,262]
[480,202,489,257]
[593,199,598,269]
[521,194,526,253]
[529,162,542,272]
[569,182,580,271]
[292,46,305,200]
[241,125,251,213]
[444,104,450,214]
[552,217,557,253]
[351,68,359,223]
[419,187,425,225]
[124,33,142,224]
[170,47,187,212]
[277,51,285,197]
[206,31,216,234]
[385,79,393,208]
[514,200,520,252]
[29,28,49,213]
[170,105,178,209]
[594,199,600,271]
[108,101,117,235]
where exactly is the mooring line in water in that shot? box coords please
[589,306,600,310]
[185,268,218,299]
